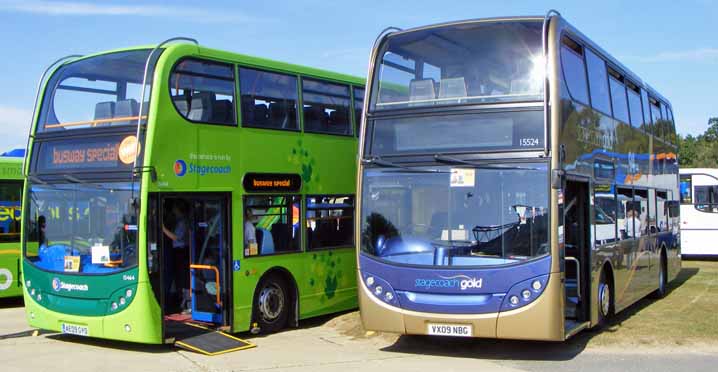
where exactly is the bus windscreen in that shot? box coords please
[371,21,543,111]
[360,162,549,267]
[38,50,158,132]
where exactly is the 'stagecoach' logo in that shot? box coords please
[51,278,89,292]
[52,277,61,291]
[174,160,187,176]
[415,275,483,291]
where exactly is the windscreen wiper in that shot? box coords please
[433,154,540,170]
[361,156,446,173]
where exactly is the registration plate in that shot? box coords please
[427,323,473,337]
[61,323,89,337]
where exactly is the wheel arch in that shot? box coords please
[252,266,300,329]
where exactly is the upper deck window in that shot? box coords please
[239,68,299,131]
[371,21,543,111]
[585,49,611,115]
[560,36,589,105]
[170,58,236,125]
[302,79,352,135]
[38,50,158,133]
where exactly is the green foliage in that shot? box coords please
[678,117,718,168]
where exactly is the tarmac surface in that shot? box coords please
[1,300,716,372]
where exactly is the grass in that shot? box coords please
[582,260,718,348]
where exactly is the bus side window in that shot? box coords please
[617,187,635,240]
[170,58,236,126]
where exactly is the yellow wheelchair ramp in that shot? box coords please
[173,322,256,356]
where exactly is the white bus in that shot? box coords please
[679,168,718,256]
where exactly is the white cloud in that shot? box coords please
[626,48,718,63]
[0,0,262,23]
[0,105,32,152]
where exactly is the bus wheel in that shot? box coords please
[597,269,613,325]
[253,273,289,333]
[651,251,668,299]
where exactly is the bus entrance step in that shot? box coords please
[172,322,256,356]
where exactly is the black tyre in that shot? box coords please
[597,268,614,326]
[252,273,290,334]
[651,251,668,299]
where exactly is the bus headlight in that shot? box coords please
[111,302,118,310]
[363,272,398,305]
[532,280,542,291]
[119,297,126,306]
[501,274,549,311]
[125,289,133,298]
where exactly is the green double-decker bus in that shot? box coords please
[0,155,23,299]
[22,38,365,345]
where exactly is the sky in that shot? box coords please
[0,0,716,151]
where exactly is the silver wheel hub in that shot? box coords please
[599,282,610,317]
[258,284,284,322]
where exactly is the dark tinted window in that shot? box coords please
[243,195,301,256]
[649,98,662,138]
[667,107,676,144]
[239,68,298,130]
[626,84,643,128]
[0,181,21,242]
[302,79,352,135]
[640,89,651,132]
[695,185,718,213]
[353,87,365,137]
[560,39,589,104]
[170,59,236,125]
[369,110,543,155]
[585,49,611,115]
[680,175,692,204]
[306,195,354,250]
[609,76,629,123]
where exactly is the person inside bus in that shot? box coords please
[38,215,47,247]
[244,207,257,255]
[162,200,190,313]
[624,208,641,239]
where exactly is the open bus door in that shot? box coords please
[148,193,232,342]
[563,179,592,335]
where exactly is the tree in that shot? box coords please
[678,117,718,168]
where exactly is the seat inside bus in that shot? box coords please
[93,99,149,126]
[172,93,233,123]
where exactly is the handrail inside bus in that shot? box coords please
[189,264,222,307]
[132,37,199,205]
[542,9,560,157]
[24,54,83,176]
[44,115,147,129]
